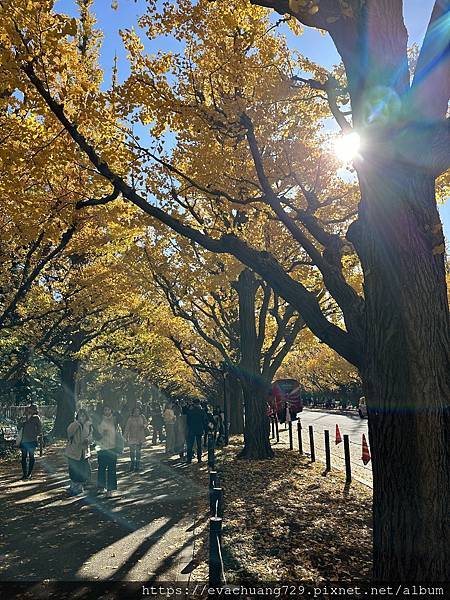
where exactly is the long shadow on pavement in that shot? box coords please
[0,445,206,583]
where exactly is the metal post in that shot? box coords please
[309,425,315,462]
[275,415,279,443]
[209,517,223,586]
[207,433,215,469]
[39,435,43,457]
[271,416,275,439]
[324,430,331,473]
[223,371,229,446]
[210,487,223,517]
[288,420,293,450]
[344,434,352,483]
[297,419,303,454]
[209,470,218,489]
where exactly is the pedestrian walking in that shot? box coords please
[173,401,187,458]
[17,404,42,480]
[96,405,123,498]
[64,409,93,496]
[150,405,164,445]
[163,402,176,455]
[124,405,148,473]
[186,399,207,464]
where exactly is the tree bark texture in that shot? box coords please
[235,269,273,459]
[352,165,450,581]
[239,376,272,459]
[227,371,244,435]
[52,359,79,438]
[329,4,450,579]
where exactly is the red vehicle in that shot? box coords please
[269,379,303,422]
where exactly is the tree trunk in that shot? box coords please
[352,165,450,581]
[240,375,272,459]
[235,268,273,459]
[227,371,244,435]
[52,359,79,438]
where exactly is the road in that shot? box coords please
[297,408,368,441]
[276,408,373,487]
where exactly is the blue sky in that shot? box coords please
[55,0,449,239]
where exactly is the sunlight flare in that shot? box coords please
[334,132,361,163]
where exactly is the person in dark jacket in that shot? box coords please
[18,404,42,480]
[186,399,207,464]
[150,406,164,445]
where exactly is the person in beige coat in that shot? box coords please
[124,406,147,473]
[64,409,93,496]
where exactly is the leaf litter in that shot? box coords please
[185,438,372,582]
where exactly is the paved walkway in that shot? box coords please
[0,443,206,583]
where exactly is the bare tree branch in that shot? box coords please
[292,76,352,132]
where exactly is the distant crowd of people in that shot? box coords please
[158,398,225,463]
[16,398,225,498]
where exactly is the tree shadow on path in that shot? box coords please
[0,444,206,583]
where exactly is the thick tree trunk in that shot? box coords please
[228,372,244,435]
[352,166,450,581]
[240,376,272,459]
[52,359,79,439]
[235,269,273,459]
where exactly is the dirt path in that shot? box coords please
[0,443,206,583]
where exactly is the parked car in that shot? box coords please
[358,396,368,418]
[270,379,303,422]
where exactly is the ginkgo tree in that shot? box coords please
[1,0,449,581]
[148,238,321,453]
